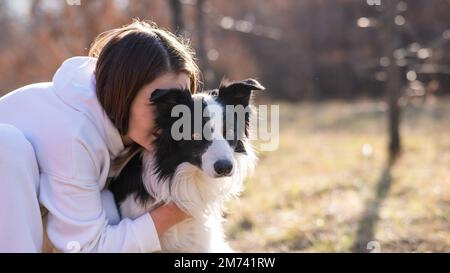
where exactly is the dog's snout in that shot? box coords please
[213,160,234,176]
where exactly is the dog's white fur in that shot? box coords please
[120,147,255,252]
[104,94,258,252]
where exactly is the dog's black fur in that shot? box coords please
[108,79,265,212]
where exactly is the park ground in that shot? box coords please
[225,96,450,252]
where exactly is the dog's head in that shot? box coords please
[149,78,265,181]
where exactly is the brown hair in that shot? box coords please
[89,19,199,135]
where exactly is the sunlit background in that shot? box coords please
[0,0,449,252]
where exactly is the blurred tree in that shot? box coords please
[195,0,211,87]
[384,1,402,161]
[1,0,450,100]
[169,0,184,35]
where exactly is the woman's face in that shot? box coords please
[123,72,190,151]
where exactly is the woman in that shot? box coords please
[0,20,198,252]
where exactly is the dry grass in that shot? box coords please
[224,96,450,252]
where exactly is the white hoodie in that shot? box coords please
[0,57,161,252]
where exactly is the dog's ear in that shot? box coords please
[150,88,192,106]
[217,78,265,107]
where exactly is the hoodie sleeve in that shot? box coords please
[40,174,161,253]
[38,140,161,253]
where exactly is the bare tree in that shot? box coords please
[169,0,184,35]
[196,0,211,86]
[384,1,402,161]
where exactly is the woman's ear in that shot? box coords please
[217,78,265,107]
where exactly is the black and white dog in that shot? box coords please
[106,79,264,252]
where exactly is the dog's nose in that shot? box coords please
[213,160,234,176]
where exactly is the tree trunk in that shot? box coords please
[169,0,184,35]
[384,0,402,162]
[196,0,211,86]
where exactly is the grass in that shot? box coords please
[224,96,450,252]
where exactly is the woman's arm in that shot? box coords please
[40,141,189,253]
[149,203,190,237]
[41,172,162,253]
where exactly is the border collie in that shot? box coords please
[107,79,265,252]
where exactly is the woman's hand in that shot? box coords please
[149,202,191,238]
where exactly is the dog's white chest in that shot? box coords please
[160,216,231,253]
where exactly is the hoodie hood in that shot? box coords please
[52,56,124,159]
